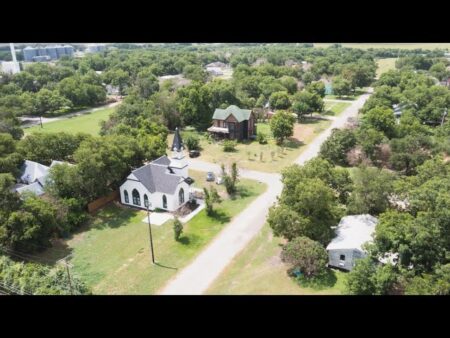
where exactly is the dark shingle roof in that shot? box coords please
[171,127,184,151]
[212,105,252,123]
[152,156,171,165]
[132,156,182,194]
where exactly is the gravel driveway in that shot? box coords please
[158,90,372,295]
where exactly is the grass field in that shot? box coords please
[24,107,114,136]
[206,223,347,295]
[376,58,397,78]
[314,43,450,50]
[324,101,351,116]
[171,118,332,173]
[43,172,266,295]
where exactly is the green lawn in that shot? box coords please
[206,223,347,295]
[171,118,332,173]
[324,102,351,116]
[53,174,266,295]
[24,107,115,136]
[314,43,450,50]
[376,58,397,78]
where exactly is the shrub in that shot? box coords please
[173,217,183,241]
[281,236,328,278]
[256,131,268,144]
[223,140,237,152]
[185,134,200,151]
[204,186,221,215]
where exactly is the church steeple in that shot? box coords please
[169,127,188,177]
[171,127,184,152]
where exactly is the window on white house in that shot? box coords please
[340,254,346,261]
[132,189,140,206]
[144,194,149,208]
[179,188,184,204]
[162,195,167,209]
[124,190,129,203]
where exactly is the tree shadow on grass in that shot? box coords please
[178,236,191,245]
[285,138,304,149]
[299,116,328,124]
[154,262,178,270]
[322,110,336,116]
[91,204,139,230]
[294,269,338,290]
[234,185,254,199]
[208,209,231,224]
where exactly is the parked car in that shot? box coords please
[206,172,215,182]
[189,150,200,158]
[216,176,224,185]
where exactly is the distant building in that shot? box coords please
[205,66,223,76]
[326,214,378,271]
[85,44,106,54]
[205,61,227,68]
[23,45,74,62]
[1,61,20,75]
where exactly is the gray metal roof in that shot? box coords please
[326,215,377,251]
[19,160,50,184]
[16,181,45,196]
[131,156,183,194]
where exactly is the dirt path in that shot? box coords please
[158,89,372,295]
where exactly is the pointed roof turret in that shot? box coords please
[171,127,184,152]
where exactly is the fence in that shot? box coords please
[87,190,119,214]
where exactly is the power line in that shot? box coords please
[0,281,33,295]
[0,246,60,265]
[17,241,71,254]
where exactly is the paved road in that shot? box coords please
[158,90,372,295]
[20,99,122,127]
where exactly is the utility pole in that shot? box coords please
[58,255,74,295]
[147,204,155,264]
[65,262,74,295]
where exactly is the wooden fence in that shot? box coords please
[87,190,120,214]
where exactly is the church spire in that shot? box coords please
[171,127,183,152]
[171,127,184,152]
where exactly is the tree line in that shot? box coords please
[270,67,449,295]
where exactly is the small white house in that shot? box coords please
[326,214,378,271]
[119,128,193,212]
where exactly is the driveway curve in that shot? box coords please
[158,90,372,295]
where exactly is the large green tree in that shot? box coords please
[269,110,295,145]
[347,166,395,215]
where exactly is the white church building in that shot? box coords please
[119,128,193,212]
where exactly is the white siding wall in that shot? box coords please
[328,248,366,271]
[119,179,190,212]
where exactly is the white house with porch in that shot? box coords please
[119,128,194,212]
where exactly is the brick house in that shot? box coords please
[207,105,256,140]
